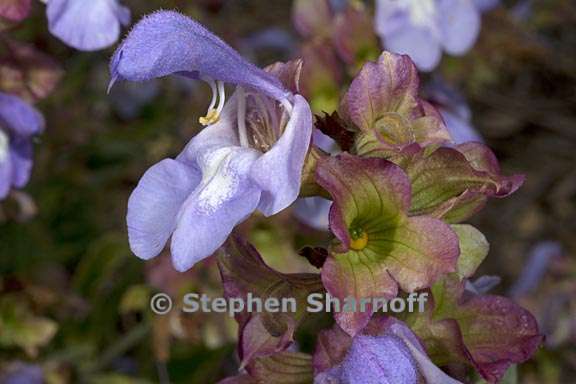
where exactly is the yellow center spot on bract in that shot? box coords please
[199,108,220,126]
[350,231,368,251]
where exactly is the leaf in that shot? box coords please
[406,276,543,383]
[340,52,450,157]
[332,1,379,66]
[452,224,489,279]
[0,296,58,357]
[249,352,314,384]
[314,112,355,152]
[0,38,63,102]
[298,246,328,269]
[0,0,31,23]
[218,235,323,366]
[402,146,525,222]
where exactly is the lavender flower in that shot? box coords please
[45,0,130,51]
[0,92,44,200]
[375,0,489,71]
[110,11,312,272]
[426,78,483,144]
[315,318,462,384]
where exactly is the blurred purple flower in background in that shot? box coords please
[110,11,312,271]
[0,92,44,200]
[425,78,483,144]
[45,0,131,51]
[0,363,43,384]
[375,0,496,71]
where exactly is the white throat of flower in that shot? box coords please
[398,0,437,28]
[0,129,9,164]
[200,76,294,149]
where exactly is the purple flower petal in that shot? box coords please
[171,147,261,272]
[47,0,130,51]
[474,0,500,12]
[127,158,201,260]
[251,94,312,216]
[439,0,481,55]
[9,136,33,188]
[0,153,12,199]
[384,25,442,72]
[110,11,290,101]
[0,92,44,137]
[440,108,482,144]
[339,335,418,384]
[293,197,331,230]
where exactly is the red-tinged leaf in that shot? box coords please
[402,146,525,222]
[0,0,31,23]
[406,276,543,383]
[314,111,355,152]
[340,52,450,156]
[332,1,379,66]
[248,351,314,384]
[218,235,323,366]
[0,38,63,102]
[292,0,332,38]
[315,154,459,335]
[298,246,328,269]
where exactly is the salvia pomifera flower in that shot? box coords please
[45,0,131,51]
[314,317,463,384]
[0,92,44,200]
[110,11,312,272]
[374,0,494,71]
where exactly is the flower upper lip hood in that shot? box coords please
[110,10,291,103]
[112,11,313,272]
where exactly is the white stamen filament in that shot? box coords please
[199,77,226,126]
[281,98,293,115]
[237,86,249,148]
[216,80,226,115]
[0,129,8,164]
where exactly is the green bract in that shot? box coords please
[316,153,459,335]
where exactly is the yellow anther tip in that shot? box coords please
[199,109,220,126]
[350,232,369,251]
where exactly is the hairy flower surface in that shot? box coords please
[111,11,312,272]
[314,317,462,384]
[375,0,488,71]
[0,92,44,200]
[45,0,131,51]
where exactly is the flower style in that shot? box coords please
[314,317,462,384]
[0,92,44,200]
[110,11,312,272]
[375,0,486,71]
[45,0,131,51]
